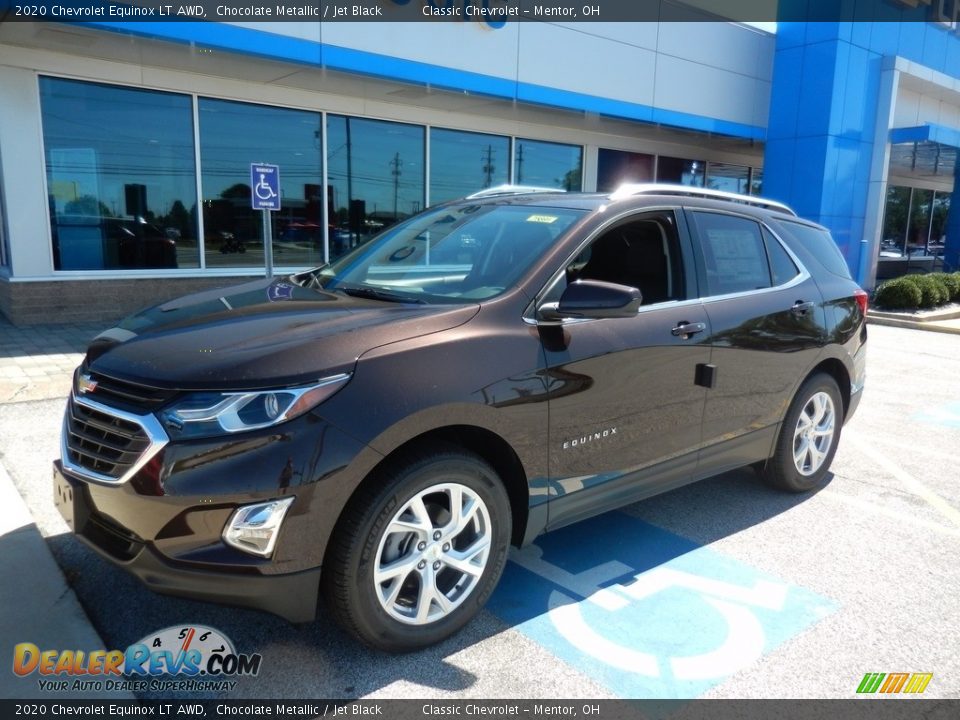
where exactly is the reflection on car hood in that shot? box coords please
[87,277,479,390]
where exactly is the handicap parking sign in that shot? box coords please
[488,513,836,699]
[250,163,280,210]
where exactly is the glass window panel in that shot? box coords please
[39,77,198,271]
[762,227,799,286]
[327,116,425,260]
[706,162,750,194]
[657,155,705,187]
[690,212,771,295]
[0,157,7,268]
[908,188,933,254]
[429,128,509,204]
[514,139,582,190]
[596,149,654,192]
[931,191,950,252]
[750,168,763,196]
[199,98,323,268]
[881,186,911,255]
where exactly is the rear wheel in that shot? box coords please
[763,373,842,493]
[322,450,511,652]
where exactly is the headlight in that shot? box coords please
[161,373,350,439]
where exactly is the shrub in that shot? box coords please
[873,277,922,310]
[904,274,950,309]
[930,272,960,301]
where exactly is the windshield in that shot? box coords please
[301,203,585,304]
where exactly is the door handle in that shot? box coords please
[791,300,815,316]
[671,321,707,338]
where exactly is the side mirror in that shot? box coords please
[540,280,642,321]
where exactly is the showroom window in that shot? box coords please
[657,156,705,187]
[327,116,425,260]
[750,168,763,196]
[514,139,583,190]
[199,98,324,267]
[706,163,750,194]
[0,158,8,268]
[430,128,510,204]
[881,186,951,256]
[596,149,654,192]
[39,77,199,271]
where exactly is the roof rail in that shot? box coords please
[466,184,567,199]
[608,183,797,216]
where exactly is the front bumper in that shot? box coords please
[54,461,321,622]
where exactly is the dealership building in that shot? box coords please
[0,8,959,324]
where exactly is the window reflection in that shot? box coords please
[40,77,199,271]
[514,139,582,190]
[327,116,425,260]
[706,162,750,194]
[657,156,705,187]
[596,149,654,192]
[430,128,509,204]
[199,98,323,268]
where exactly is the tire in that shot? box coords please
[763,373,843,493]
[322,449,511,652]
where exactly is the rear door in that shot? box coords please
[685,210,826,470]
[538,209,712,529]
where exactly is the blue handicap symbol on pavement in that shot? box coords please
[488,512,836,699]
[913,402,960,429]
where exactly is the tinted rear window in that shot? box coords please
[774,220,851,279]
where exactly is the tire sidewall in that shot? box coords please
[771,373,843,492]
[346,454,511,651]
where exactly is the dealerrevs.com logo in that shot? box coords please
[12,625,262,693]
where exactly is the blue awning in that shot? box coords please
[890,123,960,149]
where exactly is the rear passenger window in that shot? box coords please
[763,228,800,286]
[691,212,771,296]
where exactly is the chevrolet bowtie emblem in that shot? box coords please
[77,374,98,394]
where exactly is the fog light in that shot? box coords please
[222,497,294,558]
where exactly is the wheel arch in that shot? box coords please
[332,424,532,553]
[806,357,851,421]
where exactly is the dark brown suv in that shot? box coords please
[54,185,867,651]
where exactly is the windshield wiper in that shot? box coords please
[337,285,427,304]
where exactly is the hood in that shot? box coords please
[87,277,479,390]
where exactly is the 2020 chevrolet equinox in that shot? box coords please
[54,185,867,651]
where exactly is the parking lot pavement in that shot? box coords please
[1,323,958,700]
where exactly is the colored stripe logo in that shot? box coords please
[857,672,933,694]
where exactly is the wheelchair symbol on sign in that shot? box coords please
[255,173,278,201]
[510,545,789,680]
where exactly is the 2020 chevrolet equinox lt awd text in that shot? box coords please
[54,184,867,651]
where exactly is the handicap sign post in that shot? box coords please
[250,163,280,277]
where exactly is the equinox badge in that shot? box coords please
[563,427,618,450]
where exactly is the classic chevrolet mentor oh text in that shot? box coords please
[54,185,867,651]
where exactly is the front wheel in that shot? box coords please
[322,450,511,652]
[763,373,843,493]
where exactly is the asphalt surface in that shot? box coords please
[1,323,958,700]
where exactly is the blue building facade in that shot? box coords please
[0,14,958,323]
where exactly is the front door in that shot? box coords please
[539,210,711,529]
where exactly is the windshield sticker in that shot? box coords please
[527,215,559,224]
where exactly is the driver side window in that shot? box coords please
[543,212,685,307]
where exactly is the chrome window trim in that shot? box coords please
[61,394,170,486]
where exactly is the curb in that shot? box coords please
[867,315,960,335]
[0,459,135,700]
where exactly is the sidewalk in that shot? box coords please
[0,316,133,699]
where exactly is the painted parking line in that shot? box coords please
[488,513,835,699]
[819,489,960,539]
[912,401,960,429]
[845,431,960,529]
